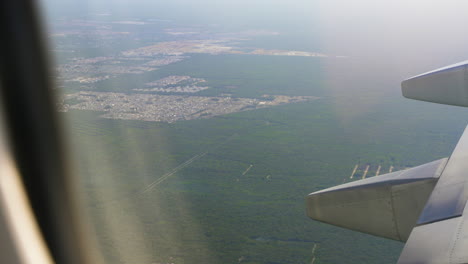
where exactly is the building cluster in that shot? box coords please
[56,55,184,88]
[134,75,208,93]
[60,91,316,123]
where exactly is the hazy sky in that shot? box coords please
[42,0,468,64]
[40,0,468,87]
[315,1,468,71]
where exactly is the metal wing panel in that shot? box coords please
[308,183,399,240]
[398,200,468,264]
[306,158,447,241]
[402,61,468,107]
[397,217,460,264]
[398,125,468,263]
[418,125,468,224]
[390,180,439,242]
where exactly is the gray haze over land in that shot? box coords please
[42,0,468,107]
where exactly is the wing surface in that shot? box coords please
[402,60,468,107]
[398,125,468,264]
[307,158,447,241]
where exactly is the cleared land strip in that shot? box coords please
[140,151,208,193]
[311,243,318,264]
[140,133,239,194]
[92,134,239,208]
[242,164,253,176]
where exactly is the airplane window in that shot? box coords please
[38,0,468,263]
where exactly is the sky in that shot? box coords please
[41,0,468,65]
[315,1,468,72]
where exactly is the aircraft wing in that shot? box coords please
[307,158,447,242]
[307,60,468,263]
[399,61,468,263]
[402,60,468,107]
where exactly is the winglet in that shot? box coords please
[402,60,468,107]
